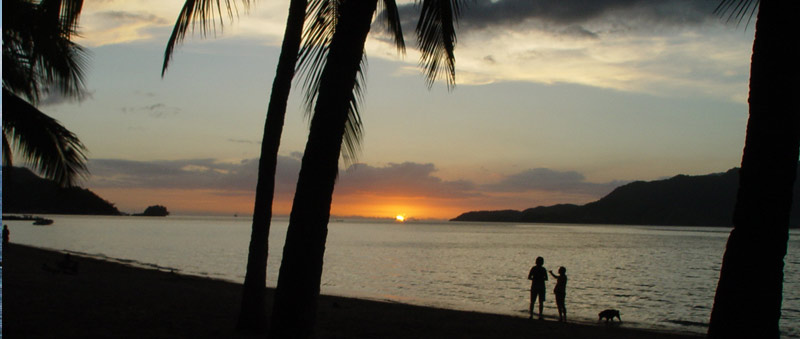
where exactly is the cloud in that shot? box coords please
[88,156,301,196]
[392,0,717,36]
[337,162,480,199]
[370,0,749,101]
[88,159,482,201]
[485,168,625,196]
[134,90,157,98]
[75,1,296,46]
[227,138,258,145]
[87,158,625,212]
[121,103,182,118]
[96,11,167,24]
[78,10,171,46]
[559,25,600,39]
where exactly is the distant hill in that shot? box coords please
[134,205,169,217]
[2,166,122,215]
[452,167,800,227]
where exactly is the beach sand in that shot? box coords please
[2,243,703,338]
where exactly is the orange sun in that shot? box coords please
[395,215,405,222]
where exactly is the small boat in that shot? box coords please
[33,218,54,226]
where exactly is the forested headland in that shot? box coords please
[453,166,800,228]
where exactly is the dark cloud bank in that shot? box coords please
[121,103,182,118]
[95,10,168,25]
[88,157,623,200]
[379,0,719,40]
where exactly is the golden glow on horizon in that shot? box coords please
[328,197,453,219]
[91,186,605,220]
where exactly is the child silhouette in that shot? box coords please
[549,266,568,322]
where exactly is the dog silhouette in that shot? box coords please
[598,309,622,323]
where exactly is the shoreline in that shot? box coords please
[3,243,702,338]
[41,246,706,334]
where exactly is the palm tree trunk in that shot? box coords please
[269,0,378,337]
[236,0,307,333]
[708,1,800,337]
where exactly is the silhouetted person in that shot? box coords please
[3,225,9,244]
[549,266,568,322]
[528,256,548,319]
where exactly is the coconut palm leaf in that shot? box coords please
[3,0,39,101]
[297,0,339,115]
[297,0,404,163]
[715,0,759,26]
[2,0,90,186]
[2,88,88,187]
[378,0,406,53]
[33,35,90,101]
[162,0,251,76]
[3,40,37,102]
[297,0,358,163]
[3,131,13,167]
[417,0,462,89]
[3,0,90,103]
[39,0,84,36]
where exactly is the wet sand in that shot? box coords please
[2,243,702,338]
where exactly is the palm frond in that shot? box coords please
[2,89,88,187]
[715,0,759,27]
[35,35,90,100]
[58,0,85,36]
[340,57,367,165]
[162,0,251,76]
[378,0,406,52]
[3,132,13,166]
[416,0,463,90]
[3,39,38,102]
[296,0,369,164]
[297,0,339,114]
[3,0,90,103]
[38,0,84,37]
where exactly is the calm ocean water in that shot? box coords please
[4,215,799,337]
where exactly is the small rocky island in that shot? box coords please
[134,205,170,217]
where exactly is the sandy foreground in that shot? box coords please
[2,243,703,338]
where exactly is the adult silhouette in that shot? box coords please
[528,256,548,319]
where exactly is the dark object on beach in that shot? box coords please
[134,205,169,217]
[32,217,54,225]
[599,309,622,323]
[3,224,9,244]
[42,253,79,275]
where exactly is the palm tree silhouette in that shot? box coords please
[3,0,89,187]
[269,0,461,336]
[161,0,316,333]
[709,1,799,337]
[164,0,372,332]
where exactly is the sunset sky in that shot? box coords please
[8,0,756,219]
